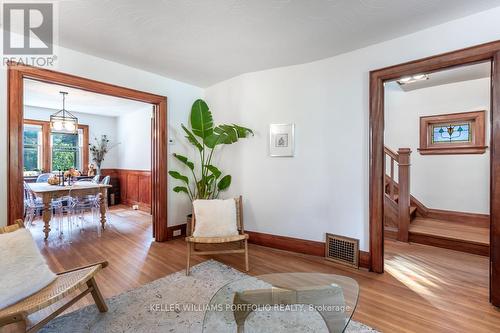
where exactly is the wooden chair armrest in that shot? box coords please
[14,219,24,228]
[0,311,27,327]
[56,261,108,275]
[0,220,25,234]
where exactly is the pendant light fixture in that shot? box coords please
[50,91,78,134]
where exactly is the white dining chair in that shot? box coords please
[70,186,102,238]
[36,173,53,183]
[23,182,63,233]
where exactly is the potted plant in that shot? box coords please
[89,135,119,175]
[169,99,253,224]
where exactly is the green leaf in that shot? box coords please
[216,125,238,144]
[173,186,189,194]
[205,125,240,148]
[168,170,189,184]
[217,175,232,191]
[173,153,194,170]
[196,178,212,199]
[181,124,203,151]
[205,174,215,185]
[205,164,221,178]
[190,99,214,140]
[204,133,221,148]
[233,124,254,138]
[204,124,253,149]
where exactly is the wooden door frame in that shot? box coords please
[7,62,170,241]
[369,40,500,306]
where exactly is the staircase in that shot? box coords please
[384,146,489,256]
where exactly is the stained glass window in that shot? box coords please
[431,122,472,144]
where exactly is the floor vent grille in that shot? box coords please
[325,233,359,268]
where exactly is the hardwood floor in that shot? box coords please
[26,206,500,332]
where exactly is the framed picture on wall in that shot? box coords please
[418,110,487,155]
[269,123,295,157]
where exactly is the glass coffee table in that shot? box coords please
[203,273,359,333]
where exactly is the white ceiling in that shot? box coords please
[23,79,152,116]
[386,61,491,92]
[57,0,500,87]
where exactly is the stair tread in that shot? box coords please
[409,218,489,246]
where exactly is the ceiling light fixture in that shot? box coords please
[397,73,429,85]
[50,91,78,134]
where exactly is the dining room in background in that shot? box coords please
[21,78,153,243]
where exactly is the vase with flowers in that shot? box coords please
[89,135,119,175]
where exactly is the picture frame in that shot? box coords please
[269,123,295,157]
[418,110,487,155]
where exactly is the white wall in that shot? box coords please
[116,107,152,171]
[385,78,490,214]
[205,7,500,251]
[0,45,203,227]
[24,105,120,169]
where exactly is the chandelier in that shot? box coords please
[50,91,78,134]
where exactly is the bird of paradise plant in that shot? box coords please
[169,99,253,201]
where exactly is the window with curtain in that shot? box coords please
[23,124,43,174]
[51,128,84,171]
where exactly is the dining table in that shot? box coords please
[28,182,112,240]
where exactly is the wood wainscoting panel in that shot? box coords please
[126,174,139,202]
[138,174,151,205]
[102,169,151,212]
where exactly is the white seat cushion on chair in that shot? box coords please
[0,229,56,309]
[192,199,239,238]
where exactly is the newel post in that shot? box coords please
[397,148,411,242]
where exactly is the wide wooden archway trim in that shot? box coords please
[369,40,500,306]
[7,62,169,242]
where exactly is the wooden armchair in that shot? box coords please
[0,220,108,333]
[185,196,249,275]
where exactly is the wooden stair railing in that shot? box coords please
[384,146,412,242]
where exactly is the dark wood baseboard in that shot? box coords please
[166,223,187,240]
[409,233,489,256]
[246,230,325,256]
[246,230,371,269]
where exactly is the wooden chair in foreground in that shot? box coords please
[185,196,249,275]
[0,220,108,333]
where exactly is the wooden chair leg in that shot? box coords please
[186,242,191,276]
[87,277,108,312]
[244,239,249,272]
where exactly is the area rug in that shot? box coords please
[40,260,378,332]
